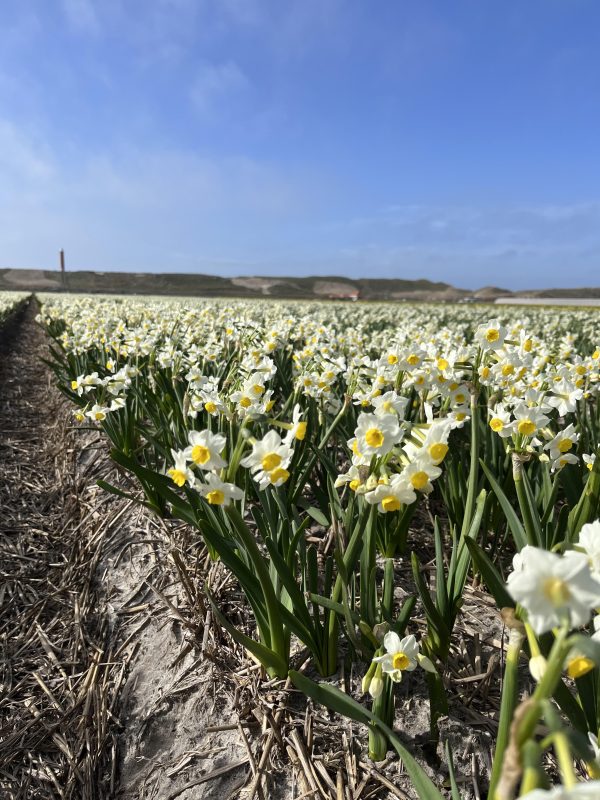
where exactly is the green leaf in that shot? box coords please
[464,538,514,610]
[296,498,330,528]
[288,671,445,800]
[208,592,287,678]
[480,459,527,550]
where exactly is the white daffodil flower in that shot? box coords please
[196,472,243,506]
[364,473,416,512]
[183,429,228,470]
[283,404,308,445]
[240,429,293,490]
[577,520,600,582]
[353,412,402,458]
[506,545,600,635]
[372,632,420,682]
[85,403,111,422]
[167,449,195,488]
[474,319,508,351]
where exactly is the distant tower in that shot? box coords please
[59,249,66,291]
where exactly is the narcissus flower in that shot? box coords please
[488,405,513,438]
[240,429,293,490]
[506,545,600,634]
[283,404,308,444]
[364,473,416,512]
[474,319,508,351]
[85,403,111,422]
[576,520,600,582]
[353,412,402,458]
[372,632,435,682]
[167,449,195,488]
[196,472,243,506]
[183,429,228,470]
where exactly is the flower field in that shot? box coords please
[23,293,600,797]
[0,291,29,324]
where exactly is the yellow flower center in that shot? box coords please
[558,439,573,453]
[437,358,449,370]
[481,366,490,379]
[410,471,428,490]
[191,444,211,465]
[387,354,398,365]
[349,479,361,492]
[428,443,448,463]
[365,428,384,448]
[490,417,504,432]
[168,469,187,487]
[381,495,401,512]
[240,396,252,408]
[518,420,536,436]
[269,467,290,484]
[523,339,533,352]
[94,411,105,421]
[262,452,282,471]
[486,328,500,343]
[71,380,78,390]
[502,364,514,376]
[567,656,595,680]
[407,354,420,366]
[392,652,410,670]
[295,421,307,440]
[206,489,225,505]
[205,401,217,413]
[454,393,466,404]
[543,577,571,606]
[252,384,264,395]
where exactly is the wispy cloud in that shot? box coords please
[190,60,250,116]
[0,119,55,182]
[61,0,100,34]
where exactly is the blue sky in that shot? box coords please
[2,1,600,290]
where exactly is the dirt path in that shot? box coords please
[0,300,128,799]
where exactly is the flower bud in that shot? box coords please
[372,622,389,643]
[368,675,384,699]
[417,654,437,674]
[528,654,548,682]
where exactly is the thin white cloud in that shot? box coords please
[190,60,249,115]
[61,0,100,34]
[0,119,54,182]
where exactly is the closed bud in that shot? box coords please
[368,674,384,699]
[528,654,548,682]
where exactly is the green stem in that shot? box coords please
[226,506,288,676]
[461,389,480,539]
[325,503,374,674]
[513,454,538,546]
[517,625,570,748]
[488,627,525,800]
[554,732,577,789]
